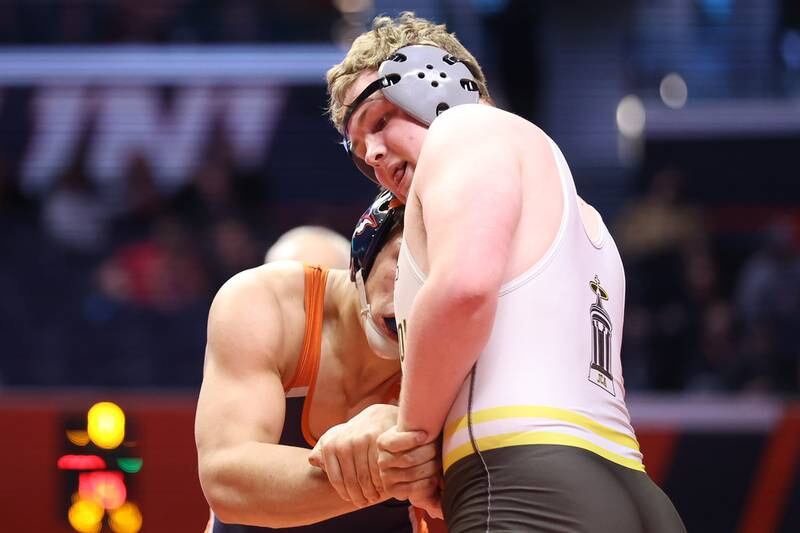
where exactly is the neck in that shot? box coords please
[325,270,401,398]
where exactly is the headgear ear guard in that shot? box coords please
[351,189,404,359]
[342,44,481,183]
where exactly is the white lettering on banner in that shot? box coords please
[21,85,286,195]
[89,86,212,193]
[222,87,285,169]
[21,87,89,194]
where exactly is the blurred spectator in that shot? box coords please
[616,167,709,390]
[207,217,262,287]
[58,2,97,43]
[112,153,166,242]
[98,216,209,312]
[41,162,110,254]
[0,0,341,44]
[679,239,740,391]
[220,0,262,42]
[687,300,738,391]
[734,221,800,392]
[105,0,182,43]
[192,155,237,219]
[264,225,350,268]
[616,167,704,260]
[171,138,262,231]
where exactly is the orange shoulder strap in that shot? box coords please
[284,265,328,446]
[284,266,328,394]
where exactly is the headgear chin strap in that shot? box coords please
[342,44,481,183]
[354,270,400,360]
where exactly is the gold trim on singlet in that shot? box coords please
[443,431,646,473]
[445,405,640,451]
[443,405,643,473]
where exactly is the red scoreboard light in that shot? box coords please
[59,402,143,533]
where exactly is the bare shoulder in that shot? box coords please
[211,261,305,326]
[427,103,498,137]
[207,262,307,380]
[424,104,549,158]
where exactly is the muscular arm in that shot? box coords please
[195,267,363,527]
[398,106,522,440]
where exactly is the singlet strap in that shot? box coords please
[286,265,328,446]
[284,265,327,393]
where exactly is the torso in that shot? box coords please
[395,123,643,476]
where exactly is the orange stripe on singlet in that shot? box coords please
[283,265,328,447]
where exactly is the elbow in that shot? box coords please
[198,453,290,528]
[204,493,237,526]
[438,274,498,316]
[198,456,244,525]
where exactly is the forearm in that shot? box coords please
[200,441,369,527]
[397,276,496,440]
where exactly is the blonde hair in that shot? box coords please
[326,12,491,132]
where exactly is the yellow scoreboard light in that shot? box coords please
[59,401,143,533]
[108,502,143,533]
[68,497,104,533]
[87,402,126,450]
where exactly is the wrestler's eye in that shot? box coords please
[373,114,388,133]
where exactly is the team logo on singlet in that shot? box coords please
[588,275,616,396]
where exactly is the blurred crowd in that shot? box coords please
[0,0,340,44]
[0,136,271,388]
[2,140,799,394]
[0,0,797,395]
[616,167,800,394]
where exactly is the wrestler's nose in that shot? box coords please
[364,137,386,169]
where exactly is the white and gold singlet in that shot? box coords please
[394,137,644,474]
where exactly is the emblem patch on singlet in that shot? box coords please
[588,275,616,396]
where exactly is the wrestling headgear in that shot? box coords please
[342,44,481,183]
[351,189,404,359]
